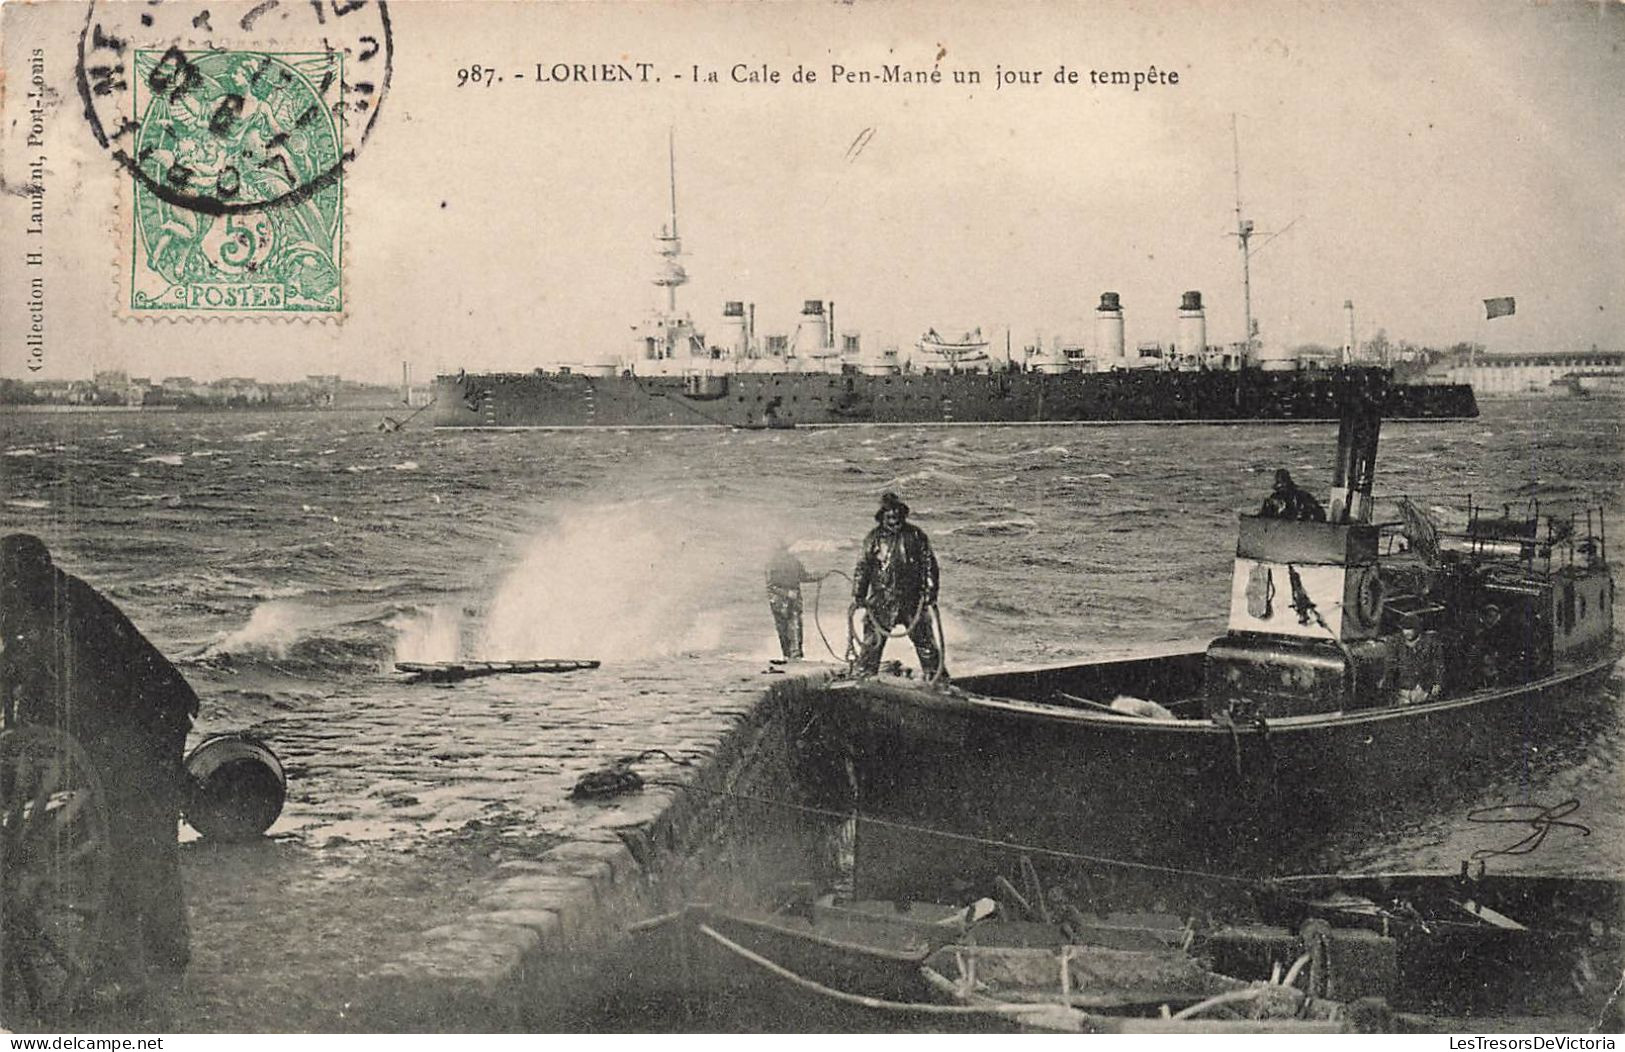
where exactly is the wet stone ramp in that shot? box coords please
[200,662,840,1031]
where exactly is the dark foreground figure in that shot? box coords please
[0,534,197,995]
[852,492,946,680]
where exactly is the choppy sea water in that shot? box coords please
[2,397,1622,879]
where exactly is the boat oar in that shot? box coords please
[1020,855,1053,923]
[993,874,1041,922]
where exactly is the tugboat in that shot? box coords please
[811,380,1619,898]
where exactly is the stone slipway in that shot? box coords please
[263,666,845,1032]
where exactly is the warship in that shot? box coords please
[432,141,1477,430]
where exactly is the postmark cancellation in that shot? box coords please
[76,0,392,321]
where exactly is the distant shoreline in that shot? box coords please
[0,403,406,414]
[1,404,179,413]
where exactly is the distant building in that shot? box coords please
[214,377,268,403]
[1437,349,1625,395]
[305,374,341,406]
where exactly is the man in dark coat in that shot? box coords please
[0,534,197,991]
[1260,468,1327,522]
[766,540,818,660]
[852,492,946,680]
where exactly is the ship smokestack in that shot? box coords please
[1178,291,1206,362]
[1096,292,1126,368]
[722,301,749,358]
[1343,300,1356,366]
[797,299,828,359]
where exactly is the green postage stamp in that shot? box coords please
[128,49,344,316]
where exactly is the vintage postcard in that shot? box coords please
[1,0,1622,1038]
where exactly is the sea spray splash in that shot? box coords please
[478,495,806,662]
[390,603,466,663]
[203,599,328,659]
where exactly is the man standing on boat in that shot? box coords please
[766,539,819,661]
[1260,468,1327,522]
[852,492,947,681]
[0,533,197,1001]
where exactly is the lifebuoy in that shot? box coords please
[1354,568,1385,628]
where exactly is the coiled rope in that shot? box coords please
[807,568,949,684]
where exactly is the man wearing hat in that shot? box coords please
[851,492,946,680]
[0,533,198,998]
[1259,468,1327,522]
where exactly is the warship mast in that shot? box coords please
[1231,114,1256,366]
[654,128,688,318]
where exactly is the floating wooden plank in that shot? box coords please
[395,659,600,683]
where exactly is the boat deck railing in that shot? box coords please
[1421,498,1608,574]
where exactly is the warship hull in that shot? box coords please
[432,366,1478,429]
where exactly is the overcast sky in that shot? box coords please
[3,0,1621,381]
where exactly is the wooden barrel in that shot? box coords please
[183,733,287,841]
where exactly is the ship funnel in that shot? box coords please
[1095,292,1126,367]
[1178,290,1207,361]
[721,301,749,358]
[795,300,830,359]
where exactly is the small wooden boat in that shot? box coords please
[622,867,1622,1032]
[626,897,1336,1033]
[627,891,1378,1034]
[394,659,600,683]
[806,395,1622,889]
[915,327,991,370]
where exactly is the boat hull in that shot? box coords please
[433,367,1477,428]
[805,646,1621,899]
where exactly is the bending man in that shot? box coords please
[766,539,818,661]
[852,492,946,681]
[0,534,198,997]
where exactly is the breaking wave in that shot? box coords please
[191,599,392,674]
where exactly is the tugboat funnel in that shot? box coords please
[1329,386,1383,524]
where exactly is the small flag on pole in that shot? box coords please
[1484,296,1516,320]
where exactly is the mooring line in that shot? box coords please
[642,776,1262,886]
